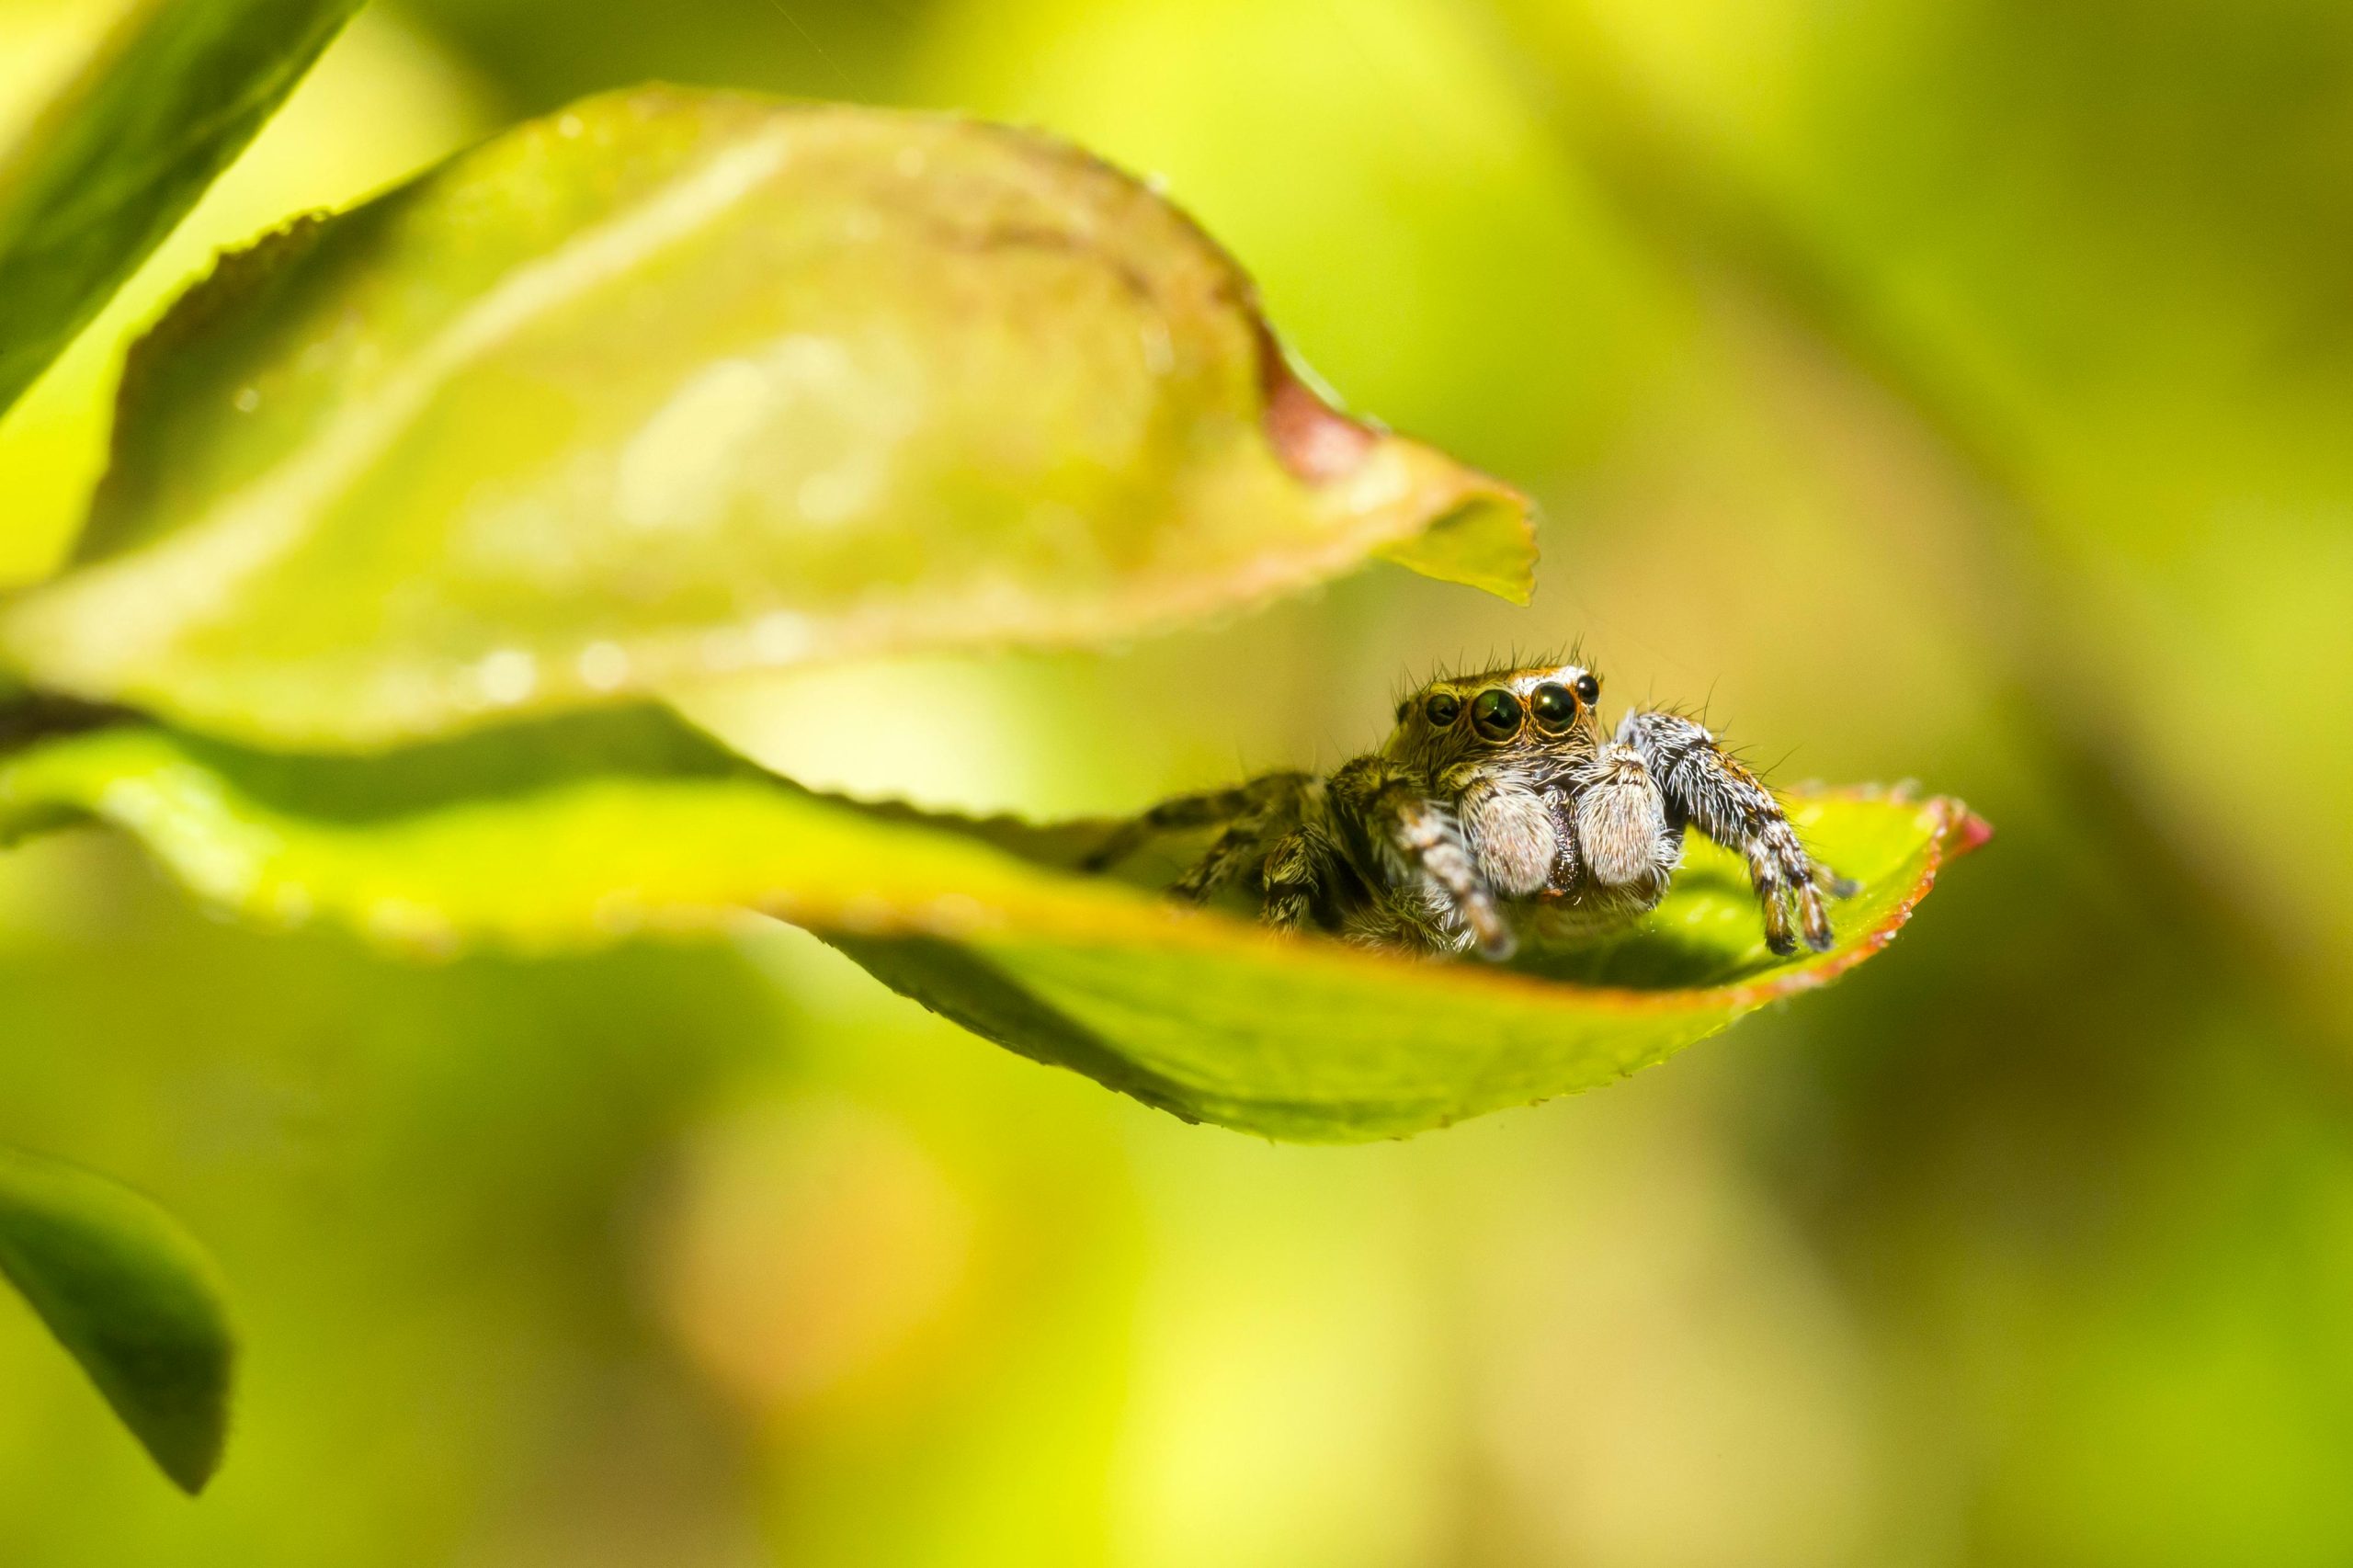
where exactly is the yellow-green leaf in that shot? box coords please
[0,711,1982,1141]
[0,87,1531,749]
[0,1143,236,1494]
[0,0,364,415]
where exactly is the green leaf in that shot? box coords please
[0,710,1983,1141]
[0,1143,236,1494]
[0,0,365,415]
[0,86,1532,749]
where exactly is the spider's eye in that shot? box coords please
[1471,688,1523,740]
[1396,699,1413,724]
[1423,691,1462,727]
[1573,672,1601,706]
[1529,682,1577,732]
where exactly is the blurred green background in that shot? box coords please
[6,0,2353,1562]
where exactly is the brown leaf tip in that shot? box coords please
[1256,328,1376,483]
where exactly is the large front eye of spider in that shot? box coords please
[1529,682,1578,733]
[1422,691,1462,727]
[1471,687,1522,741]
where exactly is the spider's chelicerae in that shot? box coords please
[1084,658,1858,960]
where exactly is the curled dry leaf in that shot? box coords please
[0,87,1530,748]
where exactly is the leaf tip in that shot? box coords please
[1949,803,1995,857]
[154,1418,229,1496]
[0,1145,237,1496]
[1249,324,1540,605]
[1371,483,1539,604]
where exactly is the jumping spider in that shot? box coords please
[1083,658,1857,960]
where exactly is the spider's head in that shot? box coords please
[1389,660,1606,758]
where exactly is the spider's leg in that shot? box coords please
[1172,818,1269,903]
[1079,786,1248,873]
[1335,758,1512,959]
[1081,772,1308,873]
[1259,826,1333,932]
[1812,863,1862,900]
[1165,771,1313,907]
[1616,709,1848,955]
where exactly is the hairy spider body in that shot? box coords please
[1084,658,1855,960]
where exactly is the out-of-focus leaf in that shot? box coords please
[0,86,1532,750]
[0,0,364,415]
[0,710,1981,1140]
[0,1143,235,1493]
